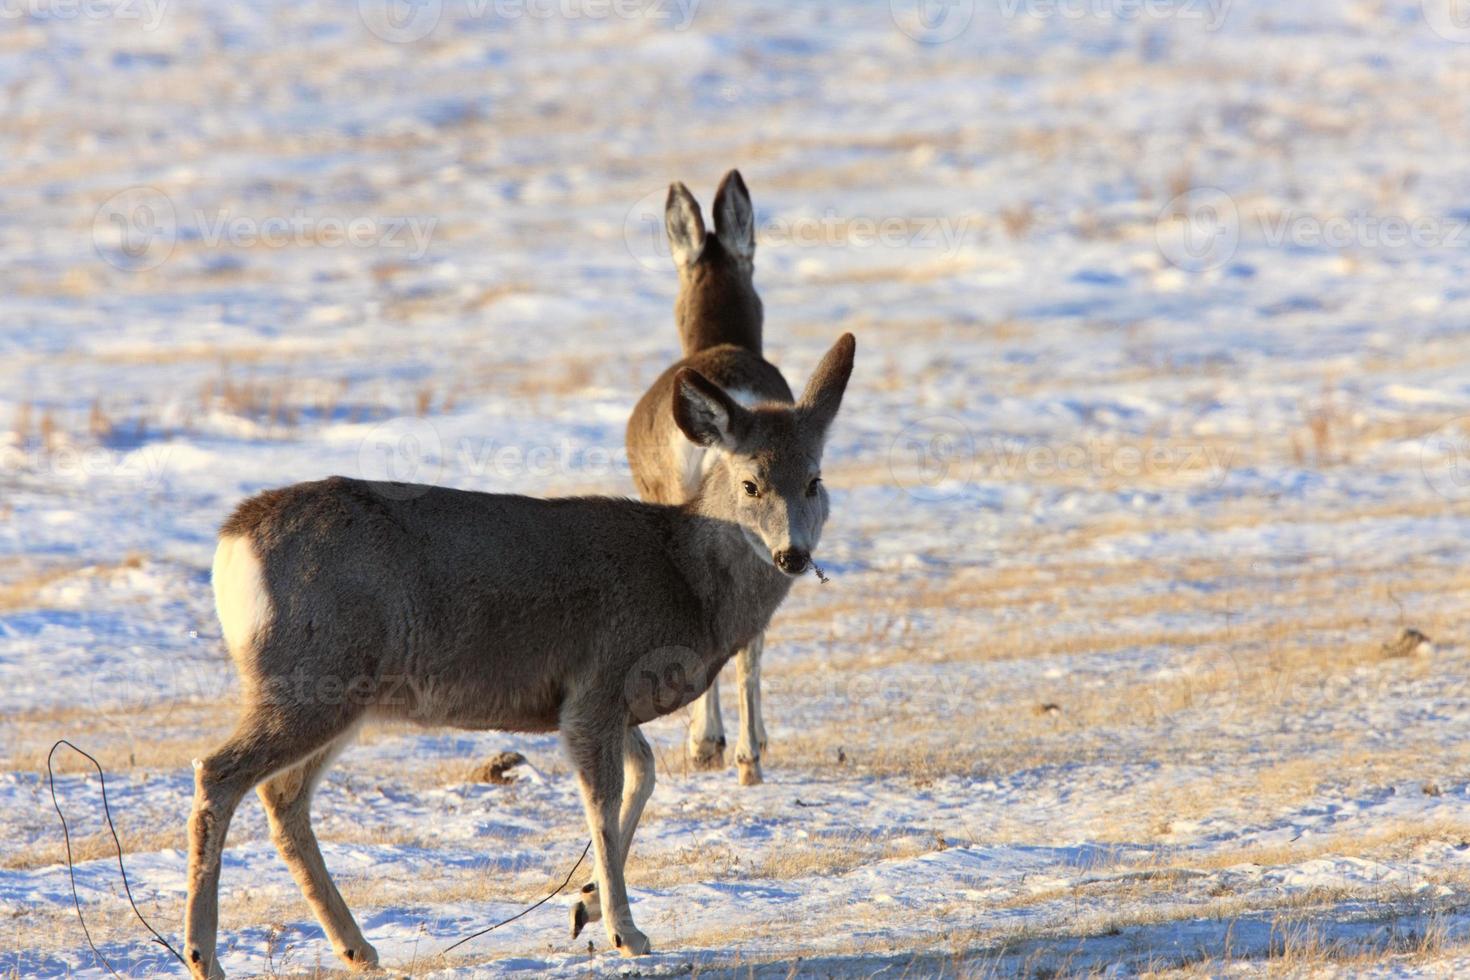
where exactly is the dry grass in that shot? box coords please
[0,564,82,614]
[9,401,31,447]
[1179,818,1470,877]
[1157,915,1458,978]
[614,829,935,892]
[2,824,186,872]
[7,559,1465,969]
[6,354,1470,973]
[0,554,146,615]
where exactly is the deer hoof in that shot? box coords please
[737,755,763,786]
[187,948,225,980]
[571,882,599,938]
[689,738,725,770]
[189,952,226,980]
[339,942,379,971]
[614,927,651,956]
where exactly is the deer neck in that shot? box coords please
[675,265,764,356]
[673,474,793,653]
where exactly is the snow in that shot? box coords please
[4,0,1470,975]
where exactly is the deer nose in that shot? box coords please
[774,549,809,575]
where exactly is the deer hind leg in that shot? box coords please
[257,727,376,971]
[563,714,650,956]
[687,676,726,770]
[572,726,656,940]
[184,703,360,980]
[734,631,767,786]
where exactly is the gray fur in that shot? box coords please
[624,170,794,784]
[712,168,755,262]
[668,171,764,358]
[182,335,855,977]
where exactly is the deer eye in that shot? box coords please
[806,477,822,497]
[741,480,759,497]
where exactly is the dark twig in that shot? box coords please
[47,739,187,976]
[441,839,592,955]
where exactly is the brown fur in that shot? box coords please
[626,345,792,503]
[668,171,764,357]
[673,236,764,356]
[182,334,856,978]
[625,171,794,785]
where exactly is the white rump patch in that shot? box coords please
[212,534,272,659]
[672,388,765,498]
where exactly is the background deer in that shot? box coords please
[183,334,855,978]
[625,170,794,785]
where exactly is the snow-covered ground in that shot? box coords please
[5,0,1470,975]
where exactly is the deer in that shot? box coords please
[625,170,794,787]
[182,333,856,978]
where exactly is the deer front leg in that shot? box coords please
[563,716,650,955]
[687,675,725,769]
[734,631,767,786]
[572,727,656,941]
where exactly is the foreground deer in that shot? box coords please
[183,334,855,977]
[626,170,793,785]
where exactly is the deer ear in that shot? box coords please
[665,182,706,269]
[798,333,856,435]
[712,169,754,261]
[672,368,746,450]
